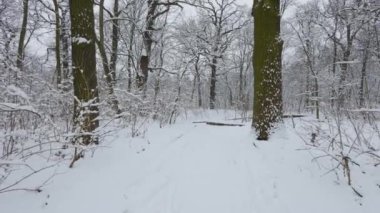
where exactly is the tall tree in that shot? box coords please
[60,0,71,87]
[97,0,120,113]
[137,0,181,90]
[137,0,159,90]
[70,0,99,145]
[252,0,283,140]
[109,0,120,81]
[123,0,144,92]
[16,0,29,73]
[52,0,62,87]
[195,0,247,109]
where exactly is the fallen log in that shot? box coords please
[227,114,306,120]
[282,114,306,118]
[193,121,244,127]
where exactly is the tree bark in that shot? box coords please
[70,0,99,145]
[16,0,29,74]
[109,0,119,81]
[252,0,283,140]
[137,0,158,90]
[61,1,70,83]
[330,15,338,108]
[127,12,136,92]
[209,56,217,109]
[52,0,62,87]
[338,22,353,108]
[359,38,370,108]
[194,54,202,108]
[97,0,120,113]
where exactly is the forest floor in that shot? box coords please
[1,110,379,213]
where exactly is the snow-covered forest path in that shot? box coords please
[1,112,377,213]
[125,120,259,213]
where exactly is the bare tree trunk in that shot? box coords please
[98,0,111,79]
[190,76,196,102]
[127,9,136,92]
[225,75,233,107]
[239,63,244,109]
[252,0,283,140]
[197,72,202,108]
[331,37,338,108]
[194,55,202,108]
[138,0,158,89]
[61,1,70,82]
[153,72,161,106]
[305,71,310,111]
[209,56,217,109]
[304,39,319,119]
[97,0,120,113]
[314,77,319,119]
[375,24,380,65]
[109,0,119,81]
[70,0,99,145]
[359,38,370,108]
[338,24,353,108]
[127,42,133,92]
[153,41,165,106]
[52,0,62,87]
[16,0,29,74]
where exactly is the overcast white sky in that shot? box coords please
[237,0,253,6]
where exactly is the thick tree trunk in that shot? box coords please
[138,0,158,89]
[16,0,29,73]
[252,0,283,140]
[139,0,169,98]
[61,1,70,82]
[70,0,99,145]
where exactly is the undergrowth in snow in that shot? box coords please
[0,110,379,213]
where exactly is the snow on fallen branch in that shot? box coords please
[347,108,380,113]
[193,121,244,127]
[227,114,306,120]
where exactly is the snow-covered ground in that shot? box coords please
[1,111,379,213]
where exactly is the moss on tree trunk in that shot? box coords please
[252,0,283,140]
